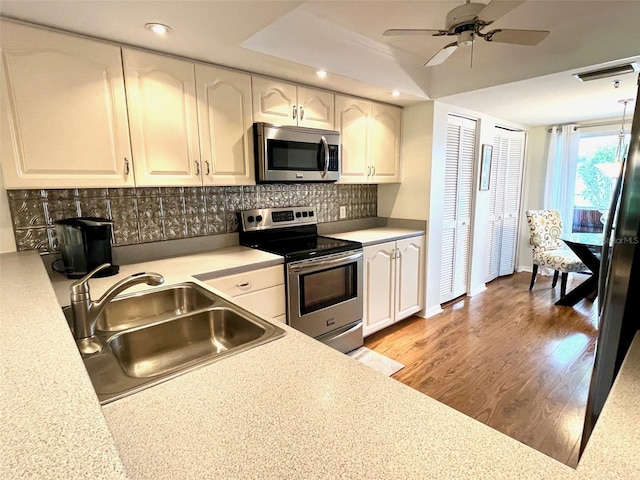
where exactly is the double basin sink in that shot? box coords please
[64,282,285,404]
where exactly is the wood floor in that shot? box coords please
[365,272,598,468]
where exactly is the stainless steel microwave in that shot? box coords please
[254,122,340,183]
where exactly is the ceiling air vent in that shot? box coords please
[573,62,640,82]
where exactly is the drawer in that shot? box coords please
[234,284,286,319]
[205,265,284,297]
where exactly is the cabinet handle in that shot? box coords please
[300,106,305,120]
[195,161,201,176]
[367,166,371,177]
[372,165,376,177]
[205,160,211,176]
[236,281,251,290]
[124,158,130,175]
[292,105,297,119]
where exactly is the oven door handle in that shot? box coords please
[320,135,329,178]
[288,251,363,274]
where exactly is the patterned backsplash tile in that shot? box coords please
[7,184,377,253]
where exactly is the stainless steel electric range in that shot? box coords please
[238,207,363,353]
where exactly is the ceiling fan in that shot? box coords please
[383,0,550,67]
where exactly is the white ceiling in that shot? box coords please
[0,0,638,126]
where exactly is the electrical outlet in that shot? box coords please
[339,206,347,219]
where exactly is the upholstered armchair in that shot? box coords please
[525,210,587,297]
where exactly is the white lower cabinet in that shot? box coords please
[203,265,286,322]
[363,235,424,337]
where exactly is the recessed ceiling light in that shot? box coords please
[316,70,328,78]
[145,23,172,35]
[392,90,401,97]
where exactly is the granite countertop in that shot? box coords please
[49,245,284,307]
[2,247,639,479]
[328,227,424,246]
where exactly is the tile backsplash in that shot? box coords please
[7,184,377,253]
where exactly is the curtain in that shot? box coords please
[543,124,580,233]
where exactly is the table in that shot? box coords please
[555,232,604,306]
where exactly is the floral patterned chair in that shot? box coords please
[526,209,587,297]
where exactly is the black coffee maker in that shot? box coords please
[54,217,119,278]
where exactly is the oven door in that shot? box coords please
[287,250,363,339]
[255,123,340,183]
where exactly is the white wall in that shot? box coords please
[0,168,17,253]
[378,102,433,221]
[516,126,549,272]
[380,100,528,317]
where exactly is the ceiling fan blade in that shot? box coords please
[484,28,550,45]
[477,0,526,23]
[424,42,458,67]
[384,28,449,37]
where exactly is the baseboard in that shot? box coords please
[424,305,444,318]
[516,265,533,273]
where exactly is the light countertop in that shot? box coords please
[328,227,424,246]
[2,247,639,479]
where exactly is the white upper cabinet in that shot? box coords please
[335,94,401,184]
[252,76,334,129]
[370,103,402,183]
[195,64,254,185]
[335,95,370,183]
[0,21,133,188]
[296,86,335,129]
[123,49,201,187]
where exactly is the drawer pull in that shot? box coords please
[237,281,251,289]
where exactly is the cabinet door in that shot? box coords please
[297,86,334,129]
[123,49,201,187]
[196,64,254,185]
[233,284,286,320]
[251,76,296,126]
[395,236,424,320]
[363,241,396,337]
[0,21,133,189]
[370,103,401,183]
[335,95,370,183]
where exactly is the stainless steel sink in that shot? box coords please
[95,282,217,332]
[62,283,285,404]
[109,308,265,378]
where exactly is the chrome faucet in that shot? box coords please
[70,263,164,355]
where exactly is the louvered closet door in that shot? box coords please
[485,127,525,280]
[485,130,503,282]
[499,129,525,276]
[440,115,476,304]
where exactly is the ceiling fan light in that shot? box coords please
[457,30,474,46]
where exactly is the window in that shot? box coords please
[571,130,629,233]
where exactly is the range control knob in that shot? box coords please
[308,211,314,217]
[295,212,302,218]
[255,215,263,222]
[247,215,255,223]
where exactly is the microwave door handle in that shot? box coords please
[320,136,329,178]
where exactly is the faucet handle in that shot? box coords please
[70,263,111,296]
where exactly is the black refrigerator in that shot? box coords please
[580,75,640,455]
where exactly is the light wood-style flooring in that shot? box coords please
[365,272,598,468]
